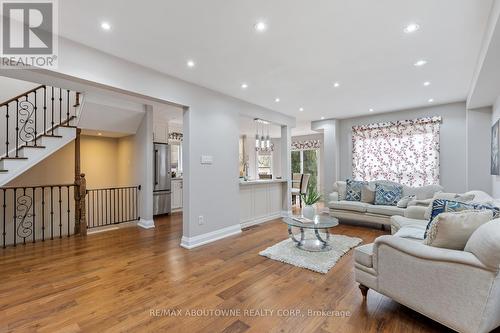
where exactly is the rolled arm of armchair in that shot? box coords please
[373,235,490,271]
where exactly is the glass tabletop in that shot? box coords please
[282,214,339,229]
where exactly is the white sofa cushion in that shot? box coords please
[424,210,493,250]
[366,205,404,216]
[329,200,368,212]
[333,181,347,200]
[354,243,374,268]
[394,226,426,240]
[391,215,428,235]
[465,219,500,270]
[403,184,443,200]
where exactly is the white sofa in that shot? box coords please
[354,219,500,333]
[328,180,443,227]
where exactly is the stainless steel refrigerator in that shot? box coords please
[153,143,171,215]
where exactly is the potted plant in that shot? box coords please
[300,187,321,219]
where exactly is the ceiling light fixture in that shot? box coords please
[187,60,195,68]
[254,21,267,32]
[333,82,340,88]
[428,98,434,103]
[404,23,420,34]
[369,108,374,112]
[275,97,280,103]
[101,22,111,31]
[98,132,102,136]
[423,81,431,86]
[241,83,248,89]
[414,60,427,67]
[299,107,304,112]
[321,116,325,120]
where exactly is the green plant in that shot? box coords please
[301,187,321,206]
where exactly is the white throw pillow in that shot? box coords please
[334,181,346,200]
[424,210,493,250]
[397,195,415,208]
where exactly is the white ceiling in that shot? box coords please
[58,0,492,122]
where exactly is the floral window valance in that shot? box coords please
[292,140,321,151]
[352,116,441,187]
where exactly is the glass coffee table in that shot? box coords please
[282,214,339,252]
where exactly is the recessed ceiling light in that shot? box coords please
[101,22,111,31]
[333,82,340,88]
[414,60,427,67]
[275,98,280,103]
[299,107,304,112]
[428,98,434,103]
[98,132,102,136]
[241,83,248,89]
[320,117,325,120]
[423,81,431,86]
[187,60,195,68]
[404,23,420,34]
[369,108,374,112]
[254,21,267,32]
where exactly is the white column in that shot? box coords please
[137,105,155,228]
[311,119,339,197]
[281,125,292,215]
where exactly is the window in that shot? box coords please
[257,152,272,176]
[352,117,441,187]
[291,148,320,192]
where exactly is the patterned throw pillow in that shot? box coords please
[374,183,403,206]
[345,179,367,201]
[424,199,500,237]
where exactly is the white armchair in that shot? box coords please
[355,220,500,333]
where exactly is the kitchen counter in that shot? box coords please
[239,179,287,185]
[239,179,287,228]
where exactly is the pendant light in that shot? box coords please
[266,123,271,150]
[260,122,265,149]
[255,122,260,149]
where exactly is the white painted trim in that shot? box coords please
[240,213,282,229]
[138,219,155,229]
[180,224,242,249]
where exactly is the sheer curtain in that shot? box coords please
[352,116,441,187]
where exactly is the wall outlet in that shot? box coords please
[198,215,204,225]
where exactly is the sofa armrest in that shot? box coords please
[373,235,490,271]
[328,192,339,202]
[404,206,427,220]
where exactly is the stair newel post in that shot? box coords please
[78,174,87,236]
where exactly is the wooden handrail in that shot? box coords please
[0,85,45,107]
[0,183,76,190]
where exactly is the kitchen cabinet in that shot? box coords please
[171,179,183,211]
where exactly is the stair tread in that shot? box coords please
[1,157,28,160]
[41,134,63,138]
[0,170,8,173]
[19,145,46,149]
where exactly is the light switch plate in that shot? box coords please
[200,155,213,165]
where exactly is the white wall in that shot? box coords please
[466,107,492,193]
[338,102,468,193]
[492,96,500,197]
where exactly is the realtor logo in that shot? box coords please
[1,0,58,68]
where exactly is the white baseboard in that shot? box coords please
[180,224,242,249]
[240,213,283,229]
[138,219,155,229]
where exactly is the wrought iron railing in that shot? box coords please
[86,186,141,229]
[0,85,80,159]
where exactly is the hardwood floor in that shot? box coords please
[0,213,464,333]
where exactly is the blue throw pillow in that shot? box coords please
[374,183,403,206]
[424,199,500,237]
[345,179,367,201]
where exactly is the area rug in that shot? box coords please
[259,232,362,274]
